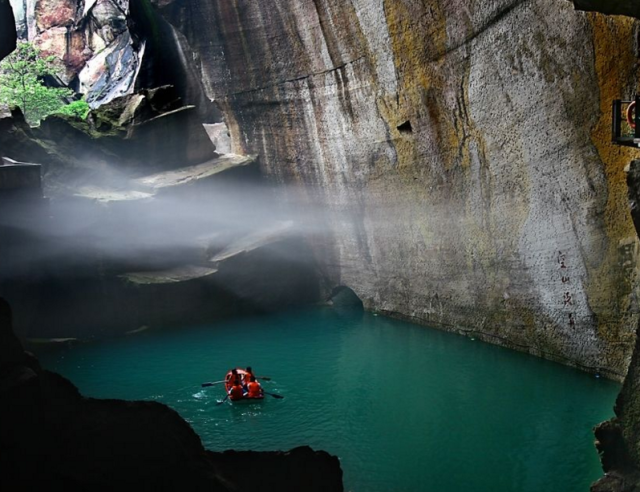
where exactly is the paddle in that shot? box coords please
[263,391,284,399]
[216,394,229,405]
[202,376,271,388]
[201,380,225,388]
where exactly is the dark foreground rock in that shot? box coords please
[0,297,344,492]
[571,0,640,19]
[0,0,15,60]
[591,161,640,492]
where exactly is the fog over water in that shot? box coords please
[0,178,370,277]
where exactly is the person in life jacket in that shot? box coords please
[242,366,254,390]
[228,380,246,401]
[226,369,241,391]
[246,376,263,399]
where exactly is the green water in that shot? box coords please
[38,307,619,492]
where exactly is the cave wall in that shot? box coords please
[9,0,640,379]
[144,0,640,380]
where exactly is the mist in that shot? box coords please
[0,179,360,279]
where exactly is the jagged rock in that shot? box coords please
[10,0,136,95]
[0,297,344,491]
[80,30,140,107]
[204,123,233,154]
[135,153,256,191]
[9,0,221,119]
[0,88,218,196]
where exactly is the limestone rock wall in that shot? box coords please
[148,0,640,380]
[6,0,640,378]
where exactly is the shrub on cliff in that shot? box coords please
[0,42,75,126]
[55,100,91,120]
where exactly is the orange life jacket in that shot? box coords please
[228,383,245,400]
[247,381,262,398]
[226,372,241,390]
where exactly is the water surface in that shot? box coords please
[39,307,619,492]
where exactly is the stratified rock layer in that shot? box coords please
[149,0,640,380]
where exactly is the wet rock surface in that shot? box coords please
[145,0,640,380]
[0,297,344,491]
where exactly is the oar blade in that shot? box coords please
[201,380,225,388]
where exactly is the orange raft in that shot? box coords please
[225,368,264,402]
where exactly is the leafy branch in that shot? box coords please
[0,42,88,126]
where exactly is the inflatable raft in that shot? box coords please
[225,368,264,402]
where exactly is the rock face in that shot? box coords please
[142,0,640,380]
[0,87,217,194]
[9,0,639,380]
[0,297,344,491]
[8,0,219,120]
[592,161,640,492]
[10,0,136,105]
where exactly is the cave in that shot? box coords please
[329,286,364,310]
[2,0,640,491]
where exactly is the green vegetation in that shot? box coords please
[0,42,88,126]
[56,99,91,120]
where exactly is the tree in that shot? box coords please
[0,42,75,126]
